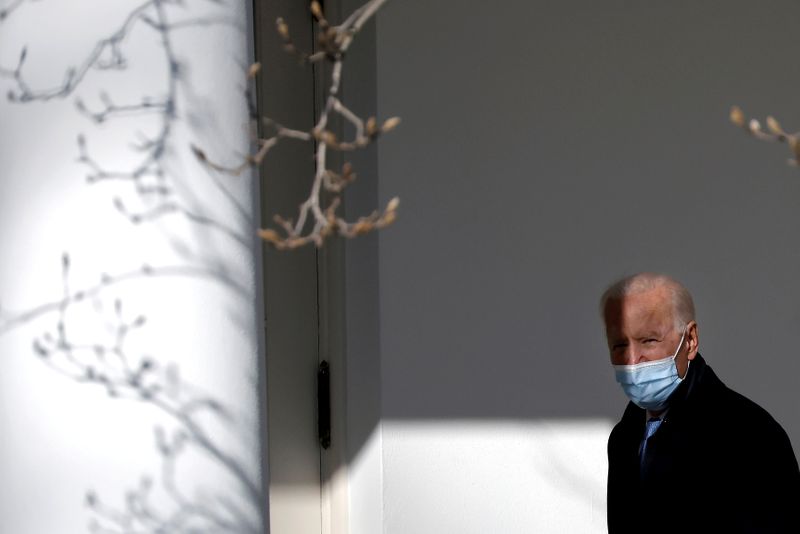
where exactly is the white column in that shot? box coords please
[0,1,264,532]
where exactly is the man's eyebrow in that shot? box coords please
[638,331,662,337]
[608,330,663,342]
[633,329,667,340]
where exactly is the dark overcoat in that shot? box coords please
[608,354,800,533]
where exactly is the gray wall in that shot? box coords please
[374,0,800,442]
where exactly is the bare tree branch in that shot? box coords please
[195,0,401,250]
[730,105,800,166]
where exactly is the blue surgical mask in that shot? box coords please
[613,328,688,411]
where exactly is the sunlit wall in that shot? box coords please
[381,420,611,533]
[0,1,264,532]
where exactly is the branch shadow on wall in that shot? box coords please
[0,1,266,532]
[30,258,262,533]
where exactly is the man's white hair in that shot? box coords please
[600,272,695,331]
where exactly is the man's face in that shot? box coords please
[604,287,697,378]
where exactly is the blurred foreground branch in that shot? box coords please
[730,106,800,166]
[193,0,399,250]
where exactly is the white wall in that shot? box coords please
[0,1,264,532]
[382,421,611,534]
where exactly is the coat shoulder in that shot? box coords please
[710,379,786,432]
[702,375,796,460]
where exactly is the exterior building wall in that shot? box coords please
[375,1,800,532]
[4,1,800,533]
[0,1,264,532]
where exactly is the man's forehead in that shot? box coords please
[605,287,674,329]
[606,320,669,339]
[611,286,671,309]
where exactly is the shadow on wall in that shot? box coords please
[6,257,262,533]
[371,0,800,432]
[0,1,264,532]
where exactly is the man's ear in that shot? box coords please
[686,321,699,361]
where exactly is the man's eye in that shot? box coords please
[644,339,657,344]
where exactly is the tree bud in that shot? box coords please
[729,106,745,127]
[382,117,401,132]
[766,116,783,136]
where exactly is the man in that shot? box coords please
[602,273,800,533]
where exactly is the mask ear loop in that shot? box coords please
[675,325,689,379]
